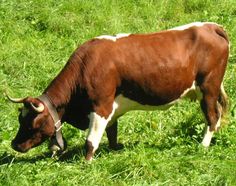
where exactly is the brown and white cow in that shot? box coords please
[7,22,229,160]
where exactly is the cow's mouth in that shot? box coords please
[11,141,30,153]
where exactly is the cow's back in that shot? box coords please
[77,22,229,107]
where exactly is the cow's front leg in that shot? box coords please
[86,112,109,160]
[106,121,124,150]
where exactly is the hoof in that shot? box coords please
[109,143,124,151]
[85,154,93,161]
[85,140,95,161]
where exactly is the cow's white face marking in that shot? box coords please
[22,107,29,118]
[96,33,130,42]
[170,22,219,31]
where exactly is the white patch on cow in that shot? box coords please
[170,22,218,31]
[215,114,221,131]
[202,126,214,147]
[22,107,29,117]
[202,108,222,147]
[107,81,202,126]
[110,81,202,122]
[96,33,130,42]
[181,81,202,100]
[215,102,222,131]
[87,113,108,152]
[220,83,227,101]
[86,81,203,156]
[87,103,118,153]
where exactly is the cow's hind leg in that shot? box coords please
[201,100,222,147]
[200,80,224,147]
[106,121,124,150]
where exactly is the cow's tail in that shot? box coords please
[215,24,229,44]
[218,83,229,116]
[213,24,229,117]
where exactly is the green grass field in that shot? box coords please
[1,0,236,185]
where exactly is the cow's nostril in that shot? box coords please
[11,141,18,151]
[11,141,25,153]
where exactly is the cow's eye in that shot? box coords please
[39,122,46,131]
[28,125,39,132]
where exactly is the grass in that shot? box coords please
[1,0,236,185]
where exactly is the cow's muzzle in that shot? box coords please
[11,140,28,153]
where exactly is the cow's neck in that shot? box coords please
[43,50,83,118]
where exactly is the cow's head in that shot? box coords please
[7,95,55,153]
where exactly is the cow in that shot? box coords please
[7,22,229,161]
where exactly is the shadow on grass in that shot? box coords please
[0,151,52,165]
[125,113,217,151]
[174,113,218,146]
[58,143,122,162]
[58,144,85,162]
[0,113,218,164]
[0,143,120,165]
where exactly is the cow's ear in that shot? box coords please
[18,107,22,112]
[30,102,45,113]
[23,97,45,113]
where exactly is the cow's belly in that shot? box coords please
[108,81,202,125]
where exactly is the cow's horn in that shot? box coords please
[5,93,25,103]
[30,102,44,113]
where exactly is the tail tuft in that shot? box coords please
[218,84,229,115]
